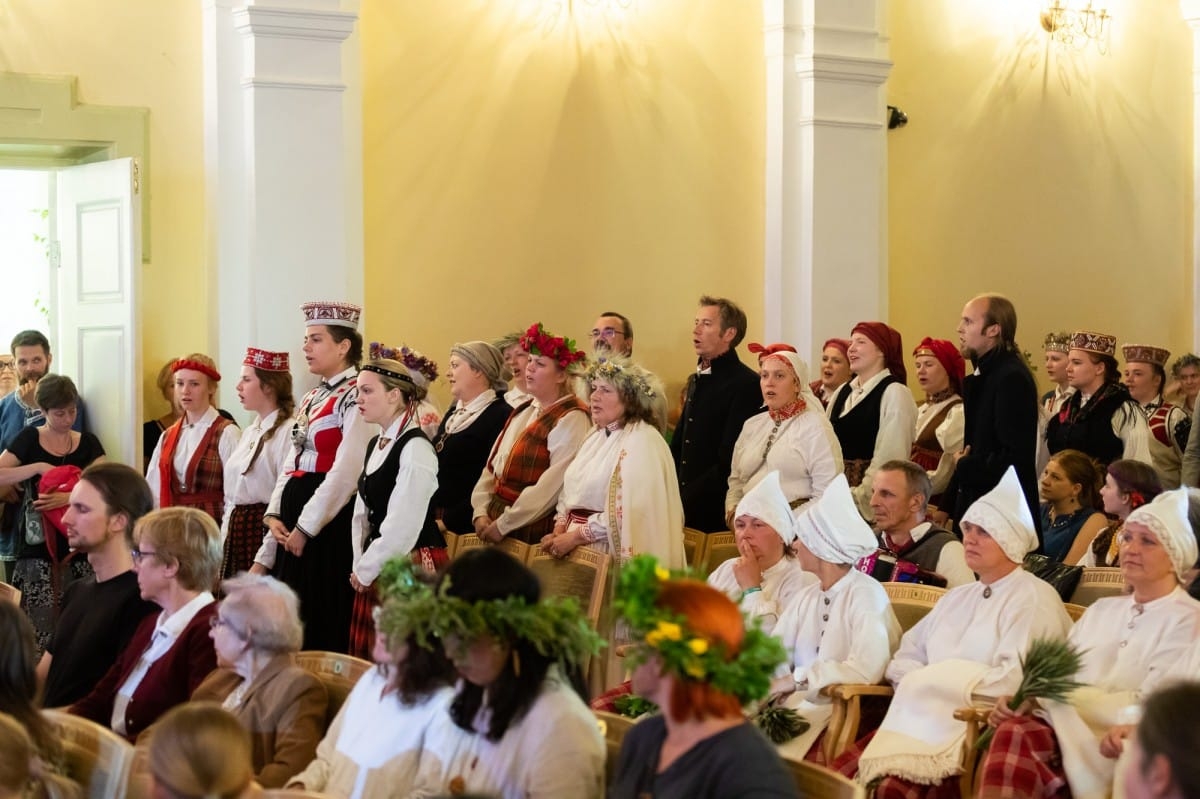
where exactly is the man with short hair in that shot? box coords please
[670,296,762,532]
[949,294,1040,531]
[869,460,975,588]
[590,312,634,357]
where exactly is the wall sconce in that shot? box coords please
[1040,1,1112,54]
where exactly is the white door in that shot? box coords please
[54,158,142,467]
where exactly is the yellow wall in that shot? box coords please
[360,0,766,407]
[0,0,206,417]
[887,0,1193,395]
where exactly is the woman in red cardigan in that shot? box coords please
[69,506,222,741]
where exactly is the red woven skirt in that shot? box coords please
[348,545,450,659]
[221,502,268,580]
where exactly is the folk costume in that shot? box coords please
[814,337,851,412]
[263,301,371,653]
[910,338,965,499]
[1123,344,1189,489]
[1041,333,1076,416]
[876,522,976,588]
[727,344,843,516]
[221,348,293,578]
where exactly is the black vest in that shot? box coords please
[358,428,444,553]
[829,375,900,460]
[1045,388,1131,469]
[883,526,958,575]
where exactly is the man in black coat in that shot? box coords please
[948,294,1041,535]
[669,296,763,532]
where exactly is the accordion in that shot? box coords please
[855,549,948,588]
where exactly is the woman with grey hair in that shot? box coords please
[192,572,327,787]
[430,342,512,534]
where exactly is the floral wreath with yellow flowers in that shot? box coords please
[588,357,656,398]
[615,555,786,706]
[520,323,587,370]
[375,557,604,669]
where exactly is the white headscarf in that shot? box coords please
[1125,487,1199,582]
[760,350,822,412]
[734,471,796,545]
[793,474,878,565]
[960,466,1037,565]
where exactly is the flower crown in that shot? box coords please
[520,323,586,370]
[615,555,786,705]
[375,558,603,669]
[369,341,439,384]
[588,358,656,398]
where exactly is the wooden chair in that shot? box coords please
[0,581,20,604]
[682,527,707,571]
[528,546,611,629]
[455,533,533,564]
[700,531,738,577]
[44,709,135,799]
[780,755,865,799]
[1064,601,1087,622]
[442,529,461,559]
[1069,567,1126,606]
[292,651,372,726]
[953,702,994,798]
[882,582,946,632]
[124,745,151,799]
[594,710,636,790]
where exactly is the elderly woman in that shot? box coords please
[609,556,797,796]
[1038,448,1108,564]
[726,343,842,520]
[1124,344,1190,489]
[978,488,1200,799]
[411,548,605,798]
[347,344,445,658]
[812,337,852,409]
[191,574,327,788]
[1046,330,1151,470]
[1083,459,1162,567]
[430,341,512,534]
[708,471,814,637]
[224,347,294,579]
[70,506,221,741]
[495,330,532,408]
[146,353,241,522]
[144,703,261,799]
[768,474,901,760]
[910,337,965,500]
[471,323,590,544]
[0,374,105,651]
[829,321,918,518]
[263,301,372,654]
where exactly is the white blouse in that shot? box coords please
[220,409,293,544]
[707,557,815,637]
[837,369,918,519]
[726,408,844,514]
[912,397,964,495]
[146,406,241,507]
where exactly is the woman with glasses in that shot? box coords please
[69,506,221,741]
[192,573,326,787]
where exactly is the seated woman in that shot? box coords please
[769,473,902,761]
[978,488,1200,799]
[146,354,241,523]
[430,341,512,534]
[708,471,815,637]
[471,323,590,544]
[812,337,851,409]
[829,322,918,519]
[909,338,964,503]
[0,374,106,651]
[413,548,605,798]
[609,557,798,797]
[1038,448,1109,564]
[837,468,1073,798]
[144,703,260,799]
[726,343,842,519]
[1046,331,1151,471]
[1124,344,1189,489]
[289,599,455,798]
[70,506,221,741]
[191,574,327,788]
[1122,681,1200,799]
[1082,458,1161,567]
[347,345,446,658]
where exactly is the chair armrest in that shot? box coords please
[822,683,895,763]
[827,683,895,700]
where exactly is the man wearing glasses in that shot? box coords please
[590,312,634,357]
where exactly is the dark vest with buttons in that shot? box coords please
[358,428,444,553]
[1045,388,1131,469]
[830,375,900,461]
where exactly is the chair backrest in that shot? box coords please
[1064,602,1087,622]
[291,651,373,726]
[1069,567,1126,606]
[682,527,708,571]
[700,532,738,577]
[883,582,947,632]
[455,533,533,564]
[527,546,611,629]
[43,708,134,799]
[0,581,21,605]
[780,755,865,799]
[594,710,637,790]
[442,530,461,559]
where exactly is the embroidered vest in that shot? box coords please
[358,428,444,554]
[1046,388,1130,468]
[289,376,358,475]
[881,526,957,577]
[490,396,587,502]
[158,416,234,523]
[910,399,961,472]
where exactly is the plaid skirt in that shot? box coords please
[221,502,268,580]
[348,545,450,659]
[978,716,1072,799]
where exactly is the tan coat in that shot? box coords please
[192,655,328,788]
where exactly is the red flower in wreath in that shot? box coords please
[520,323,586,370]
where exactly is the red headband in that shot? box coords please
[747,342,797,362]
[172,358,221,382]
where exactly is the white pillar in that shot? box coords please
[1182,0,1200,350]
[763,0,891,363]
[203,0,360,410]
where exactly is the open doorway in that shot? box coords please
[0,170,54,345]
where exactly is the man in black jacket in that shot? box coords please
[670,296,762,532]
[948,294,1041,535]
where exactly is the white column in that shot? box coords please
[763,0,891,363]
[1182,0,1200,350]
[203,0,360,410]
